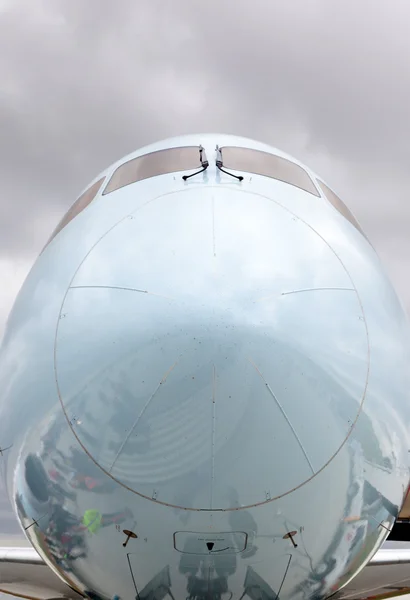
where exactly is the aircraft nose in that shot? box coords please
[55,186,369,510]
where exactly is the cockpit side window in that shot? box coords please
[103,146,202,195]
[219,147,320,197]
[43,176,105,250]
[317,180,365,237]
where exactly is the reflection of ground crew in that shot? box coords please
[82,509,103,534]
[77,508,133,535]
[69,472,116,494]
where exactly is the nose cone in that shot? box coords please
[55,186,369,510]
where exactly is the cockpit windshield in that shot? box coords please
[218,146,320,196]
[103,146,203,195]
[43,176,105,250]
[42,145,367,254]
[317,180,365,237]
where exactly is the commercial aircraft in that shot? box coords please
[1,134,410,600]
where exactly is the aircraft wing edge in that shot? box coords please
[0,545,83,599]
[0,545,43,564]
[369,548,410,566]
[336,544,410,600]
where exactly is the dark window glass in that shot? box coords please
[219,146,320,196]
[103,146,202,195]
[317,180,365,237]
[43,177,105,250]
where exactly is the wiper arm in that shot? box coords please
[182,145,209,180]
[215,145,244,181]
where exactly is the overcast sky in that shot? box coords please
[1,0,410,334]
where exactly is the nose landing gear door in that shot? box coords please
[174,531,248,554]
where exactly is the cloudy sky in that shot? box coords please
[0,0,410,337]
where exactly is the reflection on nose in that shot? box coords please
[54,186,368,511]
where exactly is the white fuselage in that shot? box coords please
[0,134,409,600]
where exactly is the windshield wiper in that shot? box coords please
[182,145,209,180]
[215,145,244,181]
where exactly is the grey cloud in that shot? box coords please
[0,0,409,310]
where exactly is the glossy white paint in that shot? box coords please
[0,134,409,600]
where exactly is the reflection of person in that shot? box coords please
[77,507,133,535]
[45,511,87,571]
[54,445,116,494]
[68,472,116,494]
[227,488,258,558]
[60,530,87,559]
[48,468,77,502]
[81,509,102,534]
[46,503,87,554]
